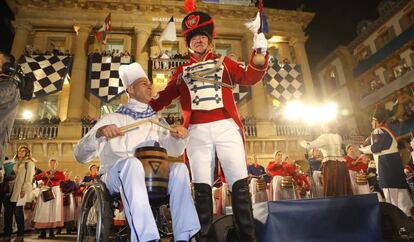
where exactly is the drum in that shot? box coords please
[356,172,368,185]
[256,178,267,191]
[134,146,169,202]
[41,187,55,202]
[281,176,293,189]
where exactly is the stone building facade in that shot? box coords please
[6,0,315,175]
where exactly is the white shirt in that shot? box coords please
[302,133,344,163]
[74,99,188,174]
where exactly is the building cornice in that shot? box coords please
[6,0,314,31]
[348,0,411,51]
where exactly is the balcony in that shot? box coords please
[353,25,414,78]
[360,69,414,108]
[11,124,59,140]
[151,58,189,71]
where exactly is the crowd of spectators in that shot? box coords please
[24,45,71,57]
[90,49,131,58]
[81,115,98,126]
[360,62,413,99]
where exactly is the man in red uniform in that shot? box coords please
[150,11,268,242]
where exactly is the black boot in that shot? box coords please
[231,178,257,242]
[193,183,214,242]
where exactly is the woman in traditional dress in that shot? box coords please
[33,159,65,239]
[2,145,35,242]
[266,151,297,200]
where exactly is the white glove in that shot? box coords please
[410,139,414,150]
[253,33,267,55]
[359,145,372,154]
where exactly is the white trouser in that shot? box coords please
[270,176,296,201]
[349,170,370,195]
[187,119,248,191]
[102,157,200,242]
[383,188,413,216]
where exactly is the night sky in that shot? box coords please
[264,0,382,68]
[0,0,383,69]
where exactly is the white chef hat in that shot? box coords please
[118,62,148,90]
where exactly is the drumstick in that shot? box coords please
[119,118,157,133]
[149,119,177,132]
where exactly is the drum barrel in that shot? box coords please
[135,146,169,202]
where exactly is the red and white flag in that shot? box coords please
[95,13,112,45]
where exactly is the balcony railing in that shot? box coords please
[151,58,189,71]
[82,124,95,137]
[244,123,257,137]
[11,124,59,140]
[275,125,311,137]
[360,69,414,108]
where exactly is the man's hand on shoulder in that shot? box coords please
[170,126,188,139]
[96,124,124,139]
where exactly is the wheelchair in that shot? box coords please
[76,180,173,242]
[77,146,173,242]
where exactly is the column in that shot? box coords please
[277,42,292,62]
[66,24,91,121]
[10,21,32,58]
[290,37,315,100]
[134,27,151,74]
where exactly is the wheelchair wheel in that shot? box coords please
[152,204,173,238]
[77,182,113,242]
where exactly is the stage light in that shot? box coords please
[22,110,33,120]
[283,101,305,120]
[282,101,338,125]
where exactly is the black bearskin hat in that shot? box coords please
[182,11,215,45]
[372,108,388,124]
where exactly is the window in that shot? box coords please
[355,46,371,62]
[374,27,396,50]
[399,10,414,31]
[47,37,67,53]
[37,95,58,119]
[105,39,124,53]
[215,44,231,56]
[268,47,280,61]
[160,41,179,57]
[325,67,340,92]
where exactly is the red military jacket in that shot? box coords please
[149,50,268,134]
[344,155,368,172]
[35,170,65,187]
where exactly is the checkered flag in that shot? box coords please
[18,55,73,98]
[88,54,134,103]
[263,63,305,103]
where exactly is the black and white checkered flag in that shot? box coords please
[88,54,134,103]
[18,55,73,98]
[263,63,305,103]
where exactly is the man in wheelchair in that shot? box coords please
[74,62,200,242]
